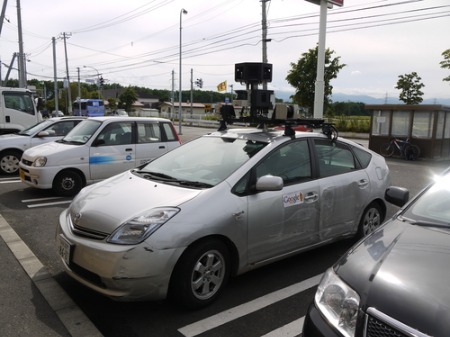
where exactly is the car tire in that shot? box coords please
[0,150,22,175]
[169,239,230,309]
[357,202,384,238]
[53,170,84,197]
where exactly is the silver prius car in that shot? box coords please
[56,126,390,309]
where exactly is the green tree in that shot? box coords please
[286,46,346,114]
[107,98,118,110]
[440,49,450,82]
[119,86,138,112]
[395,72,425,104]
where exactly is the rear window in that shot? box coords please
[162,122,178,141]
[314,139,357,177]
[137,122,162,143]
[352,146,372,168]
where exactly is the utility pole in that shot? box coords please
[313,0,328,118]
[77,67,81,115]
[190,68,193,117]
[61,32,72,114]
[52,37,59,113]
[171,70,175,119]
[261,0,270,91]
[17,0,26,88]
[4,53,17,82]
[0,0,8,36]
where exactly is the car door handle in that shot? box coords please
[125,148,133,151]
[159,146,166,149]
[358,179,369,188]
[304,192,318,202]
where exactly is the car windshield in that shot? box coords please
[18,119,55,136]
[402,174,450,227]
[137,136,267,187]
[60,120,102,145]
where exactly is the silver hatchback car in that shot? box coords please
[56,126,390,308]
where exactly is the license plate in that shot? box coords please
[19,169,25,181]
[57,235,73,266]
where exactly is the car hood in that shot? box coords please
[0,133,28,146]
[22,141,79,159]
[68,170,202,234]
[336,219,450,336]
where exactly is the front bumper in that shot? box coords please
[303,303,342,337]
[19,164,58,189]
[56,209,185,301]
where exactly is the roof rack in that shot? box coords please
[217,116,338,141]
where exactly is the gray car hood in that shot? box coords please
[68,170,202,234]
[336,219,450,336]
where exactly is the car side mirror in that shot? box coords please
[37,131,51,137]
[256,175,283,192]
[385,186,409,208]
[93,139,105,147]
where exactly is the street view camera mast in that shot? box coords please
[218,62,337,140]
[234,62,274,119]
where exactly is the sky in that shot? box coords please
[1,0,449,102]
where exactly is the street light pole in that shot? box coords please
[179,8,188,135]
[83,65,101,98]
[77,67,81,115]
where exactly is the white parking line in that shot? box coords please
[261,317,305,337]
[26,200,72,208]
[0,214,103,337]
[178,274,321,337]
[22,197,72,208]
[0,179,21,183]
[22,197,64,203]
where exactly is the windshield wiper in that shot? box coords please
[135,170,178,182]
[57,139,84,145]
[400,216,450,229]
[134,171,212,188]
[178,180,213,188]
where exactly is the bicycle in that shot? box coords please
[380,137,420,160]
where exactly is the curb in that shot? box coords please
[0,214,103,337]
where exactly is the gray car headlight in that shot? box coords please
[107,207,180,245]
[315,268,360,337]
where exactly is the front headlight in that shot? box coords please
[32,157,47,167]
[315,268,360,337]
[107,207,180,245]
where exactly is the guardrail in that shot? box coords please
[183,118,220,127]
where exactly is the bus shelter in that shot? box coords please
[367,104,450,160]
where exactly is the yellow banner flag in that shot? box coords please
[217,80,227,92]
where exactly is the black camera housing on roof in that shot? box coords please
[235,63,272,83]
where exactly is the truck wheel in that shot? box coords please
[0,150,22,175]
[53,170,84,196]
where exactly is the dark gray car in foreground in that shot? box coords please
[303,169,450,337]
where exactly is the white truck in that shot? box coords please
[0,87,42,135]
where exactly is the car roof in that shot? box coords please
[205,127,328,144]
[87,116,172,123]
[48,116,86,121]
[204,126,365,149]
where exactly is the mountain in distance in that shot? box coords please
[275,91,450,106]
